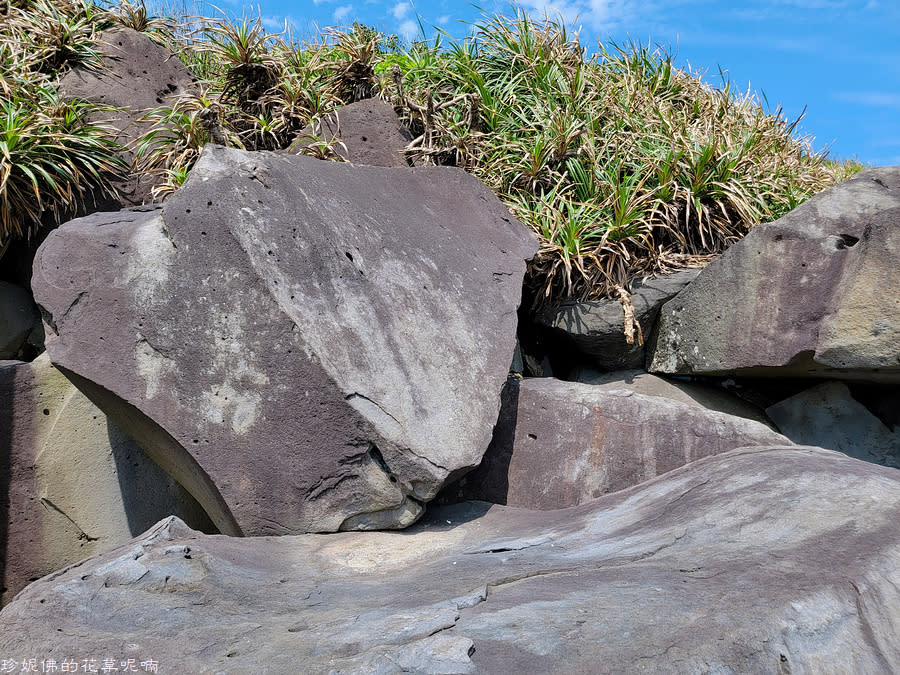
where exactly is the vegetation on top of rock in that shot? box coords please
[0,0,862,305]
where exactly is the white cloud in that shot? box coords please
[392,2,411,20]
[398,18,418,42]
[832,91,900,107]
[514,0,646,33]
[437,14,450,25]
[333,4,353,22]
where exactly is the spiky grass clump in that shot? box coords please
[0,1,862,307]
[0,0,125,253]
[379,11,850,306]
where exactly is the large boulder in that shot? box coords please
[648,167,900,382]
[31,146,537,535]
[766,380,900,468]
[537,268,700,371]
[0,355,211,606]
[58,27,197,208]
[438,377,789,508]
[291,98,413,167]
[2,447,899,673]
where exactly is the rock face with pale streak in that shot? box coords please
[2,447,899,673]
[0,355,211,606]
[31,146,537,535]
[439,377,789,509]
[648,167,900,382]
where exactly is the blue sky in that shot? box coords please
[213,1,899,166]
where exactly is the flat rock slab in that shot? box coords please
[440,377,788,508]
[291,98,413,167]
[537,268,700,370]
[32,146,537,535]
[574,367,774,426]
[648,167,900,382]
[2,447,899,673]
[0,355,211,606]
[767,380,900,468]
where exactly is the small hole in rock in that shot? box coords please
[42,409,50,416]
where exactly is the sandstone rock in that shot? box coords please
[2,447,898,673]
[58,27,196,207]
[291,98,413,167]
[0,355,211,606]
[766,380,900,468]
[439,377,789,508]
[0,281,38,359]
[648,167,900,382]
[574,367,774,426]
[537,268,700,371]
[32,146,537,535]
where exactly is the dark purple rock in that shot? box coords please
[438,377,788,508]
[58,27,197,208]
[648,167,900,382]
[291,98,412,167]
[537,268,700,371]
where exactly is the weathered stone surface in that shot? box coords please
[537,268,700,371]
[0,354,211,606]
[32,145,537,535]
[767,380,900,468]
[291,98,412,167]
[574,367,774,426]
[58,27,196,207]
[2,447,898,673]
[439,377,789,508]
[648,167,900,382]
[0,281,38,359]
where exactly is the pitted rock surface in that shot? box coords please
[31,146,537,535]
[58,27,197,208]
[648,167,900,382]
[291,98,413,167]
[1,447,899,673]
[438,377,789,508]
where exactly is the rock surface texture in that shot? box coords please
[767,380,900,468]
[439,378,789,508]
[574,367,774,425]
[0,355,211,606]
[291,98,413,167]
[2,447,898,673]
[538,268,700,371]
[0,281,38,359]
[57,27,197,208]
[31,146,537,535]
[648,167,900,382]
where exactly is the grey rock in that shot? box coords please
[2,447,899,673]
[648,167,900,382]
[439,377,789,508]
[766,380,900,468]
[0,281,38,359]
[537,268,700,370]
[0,354,212,606]
[291,98,412,167]
[32,146,537,535]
